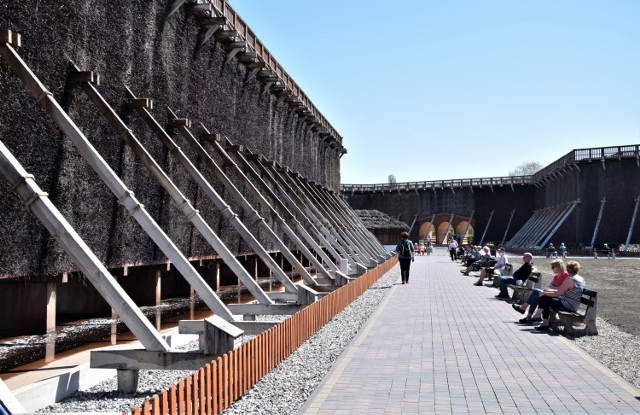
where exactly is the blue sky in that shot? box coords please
[228,0,640,184]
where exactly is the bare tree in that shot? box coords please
[509,162,542,176]
[388,174,397,184]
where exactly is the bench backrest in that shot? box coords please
[580,288,597,308]
[572,288,598,317]
[525,269,542,289]
[503,263,513,276]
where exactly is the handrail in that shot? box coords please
[207,0,342,144]
[341,175,532,193]
[532,144,640,182]
[341,145,640,193]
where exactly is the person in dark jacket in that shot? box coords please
[395,231,415,284]
[496,252,533,299]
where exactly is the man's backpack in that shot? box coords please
[401,240,412,256]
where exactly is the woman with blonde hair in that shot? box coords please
[530,260,585,331]
[512,259,569,324]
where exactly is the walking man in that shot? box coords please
[395,231,415,284]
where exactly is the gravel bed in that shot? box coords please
[34,260,640,413]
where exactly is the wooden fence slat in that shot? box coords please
[142,400,151,415]
[223,354,229,411]
[199,368,205,415]
[192,372,199,415]
[160,390,168,415]
[185,376,192,415]
[205,364,212,415]
[211,360,219,414]
[152,395,160,415]
[240,343,247,394]
[229,350,236,402]
[169,385,177,415]
[177,380,185,415]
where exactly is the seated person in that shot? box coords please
[474,247,508,286]
[527,261,585,331]
[460,246,492,275]
[512,259,569,323]
[457,245,466,262]
[463,246,481,267]
[495,252,533,299]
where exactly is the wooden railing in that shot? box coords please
[207,0,342,144]
[340,176,532,193]
[532,144,640,182]
[341,145,640,193]
[124,257,397,415]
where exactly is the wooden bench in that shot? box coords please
[490,263,514,287]
[508,269,541,303]
[549,289,598,335]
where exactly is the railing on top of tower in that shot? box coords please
[207,0,343,146]
[340,175,532,193]
[532,144,640,183]
[340,145,640,193]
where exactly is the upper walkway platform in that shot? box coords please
[340,144,640,193]
[300,251,640,414]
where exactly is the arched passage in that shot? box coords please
[455,221,475,245]
[419,221,435,240]
[437,222,454,243]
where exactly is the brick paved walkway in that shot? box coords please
[300,253,640,414]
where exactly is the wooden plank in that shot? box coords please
[177,380,185,415]
[169,385,177,415]
[185,376,191,415]
[212,360,219,414]
[192,371,199,415]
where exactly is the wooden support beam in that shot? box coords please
[224,47,243,64]
[169,117,192,128]
[126,98,153,110]
[166,117,313,289]
[70,71,100,86]
[0,29,20,48]
[194,16,227,26]
[223,41,249,50]
[187,3,213,17]
[0,43,171,352]
[215,30,239,41]
[166,0,188,18]
[237,50,258,62]
[200,25,222,46]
